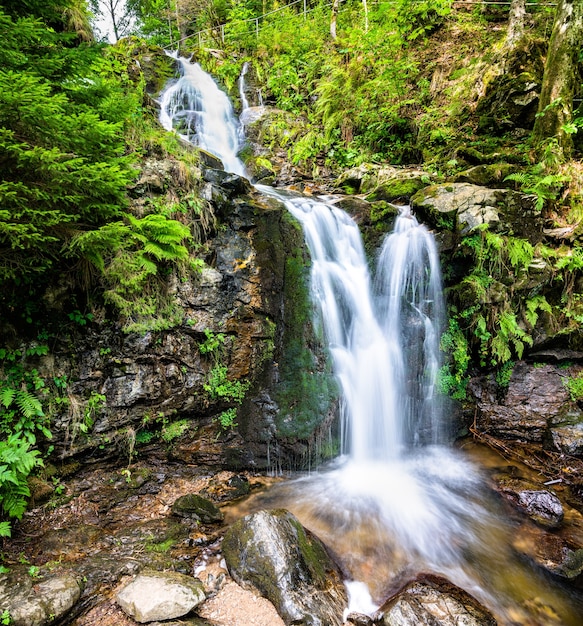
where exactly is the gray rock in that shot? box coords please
[222,509,348,626]
[492,471,564,529]
[469,362,578,442]
[411,182,543,240]
[171,493,224,523]
[116,570,205,623]
[517,490,564,529]
[550,422,583,456]
[379,575,497,625]
[0,568,82,626]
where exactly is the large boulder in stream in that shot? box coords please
[222,508,348,625]
[379,574,497,626]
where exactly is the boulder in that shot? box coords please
[222,509,348,625]
[116,570,205,623]
[550,422,583,457]
[494,475,564,529]
[379,574,497,625]
[513,524,583,582]
[453,163,519,188]
[171,493,224,523]
[411,183,543,240]
[364,177,427,203]
[468,362,580,443]
[0,568,82,626]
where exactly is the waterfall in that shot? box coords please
[158,55,246,178]
[238,61,250,112]
[158,59,583,625]
[159,55,446,461]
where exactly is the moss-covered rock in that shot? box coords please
[365,177,427,203]
[171,493,224,523]
[222,509,347,626]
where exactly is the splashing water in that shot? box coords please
[160,57,583,625]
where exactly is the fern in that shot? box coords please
[0,434,42,530]
[505,169,570,211]
[525,295,552,328]
[507,238,534,270]
[491,311,532,364]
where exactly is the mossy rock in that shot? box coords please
[365,177,427,203]
[454,163,519,187]
[171,494,224,523]
[222,509,347,625]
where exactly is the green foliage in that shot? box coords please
[204,364,250,403]
[1,609,11,625]
[0,434,43,533]
[439,317,470,400]
[160,418,190,442]
[199,329,226,356]
[0,8,138,283]
[215,407,238,432]
[505,166,570,211]
[0,346,51,446]
[565,372,583,402]
[70,213,192,332]
[495,360,514,391]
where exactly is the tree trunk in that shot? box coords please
[533,0,583,160]
[506,0,526,47]
[330,0,339,40]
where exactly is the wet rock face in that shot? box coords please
[379,574,497,626]
[222,509,348,625]
[116,570,206,623]
[29,164,334,471]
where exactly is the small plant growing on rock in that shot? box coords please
[565,372,583,402]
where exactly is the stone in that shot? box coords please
[492,471,564,529]
[0,568,82,626]
[513,524,583,582]
[453,163,519,188]
[116,570,205,623]
[379,574,497,626]
[411,183,543,240]
[364,177,427,203]
[468,362,578,443]
[222,509,348,625]
[517,490,564,529]
[171,493,224,523]
[550,422,583,456]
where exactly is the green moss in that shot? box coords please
[365,178,426,202]
[274,247,336,439]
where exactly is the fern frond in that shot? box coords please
[0,387,15,408]
[15,390,43,419]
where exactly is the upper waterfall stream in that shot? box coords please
[159,57,583,625]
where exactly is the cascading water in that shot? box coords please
[159,57,583,625]
[158,55,246,177]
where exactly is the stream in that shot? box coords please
[158,56,583,625]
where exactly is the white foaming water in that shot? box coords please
[160,58,582,625]
[158,55,246,177]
